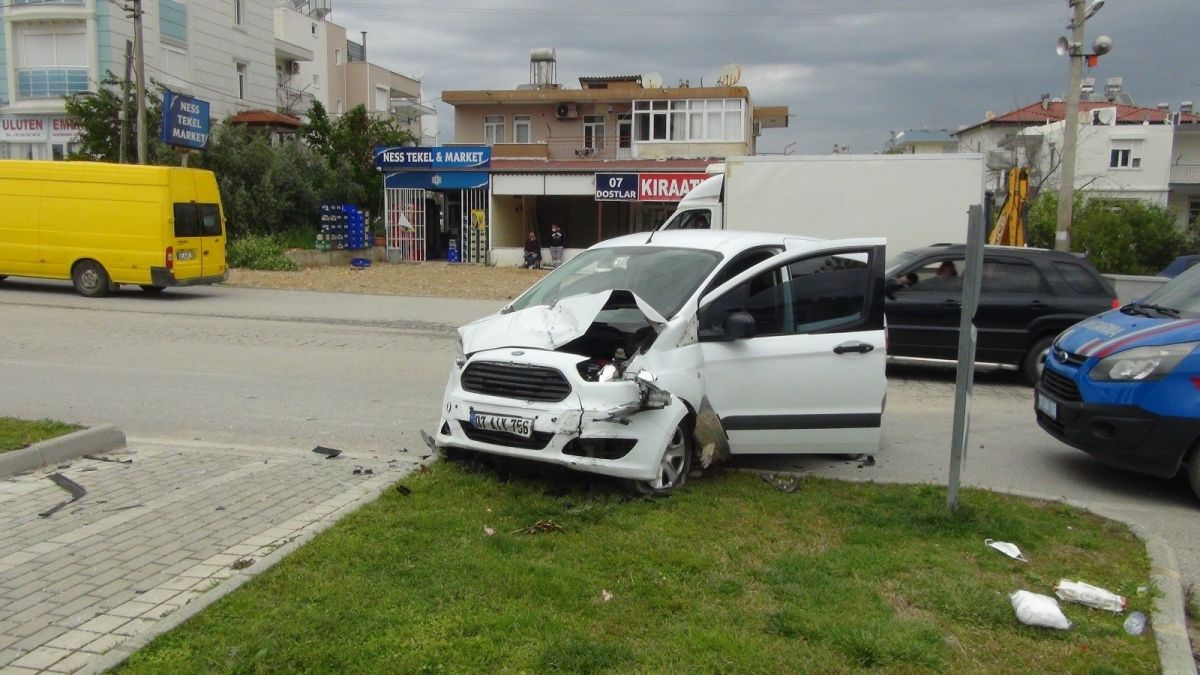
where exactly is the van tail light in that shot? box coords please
[165,246,174,270]
[1110,298,1120,309]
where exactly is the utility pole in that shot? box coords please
[119,39,132,164]
[1054,0,1087,252]
[133,0,147,164]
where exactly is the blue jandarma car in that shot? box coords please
[1036,263,1200,498]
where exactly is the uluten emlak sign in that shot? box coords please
[595,172,707,202]
[160,91,210,149]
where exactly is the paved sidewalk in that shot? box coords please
[0,439,416,674]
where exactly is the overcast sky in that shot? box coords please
[330,0,1200,155]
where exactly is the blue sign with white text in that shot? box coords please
[374,146,491,171]
[160,91,210,150]
[595,173,639,201]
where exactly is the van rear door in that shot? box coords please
[170,202,203,280]
[194,172,225,279]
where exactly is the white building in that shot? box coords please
[0,0,278,160]
[956,96,1200,228]
[273,0,432,142]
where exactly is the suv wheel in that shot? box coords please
[1022,336,1055,386]
[1187,443,1200,500]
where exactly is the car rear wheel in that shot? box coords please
[139,285,166,293]
[1022,336,1055,386]
[626,421,692,497]
[72,260,111,298]
[1187,443,1200,499]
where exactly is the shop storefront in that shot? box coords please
[0,116,83,160]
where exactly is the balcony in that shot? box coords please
[16,67,89,99]
[545,137,633,160]
[276,85,314,118]
[1170,164,1200,184]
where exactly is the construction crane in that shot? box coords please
[990,167,1030,247]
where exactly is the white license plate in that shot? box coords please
[470,411,533,438]
[177,250,196,261]
[1036,393,1058,420]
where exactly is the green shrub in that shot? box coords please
[1024,191,1183,274]
[227,234,298,271]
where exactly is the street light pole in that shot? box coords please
[1054,0,1087,252]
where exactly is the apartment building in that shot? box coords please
[381,49,788,265]
[0,0,278,160]
[955,80,1200,228]
[273,1,430,142]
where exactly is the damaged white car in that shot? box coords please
[435,230,888,494]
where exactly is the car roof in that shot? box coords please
[899,244,1087,261]
[593,229,824,255]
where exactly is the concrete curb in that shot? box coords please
[735,468,1197,675]
[0,424,126,479]
[80,454,439,675]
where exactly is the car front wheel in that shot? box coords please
[1022,336,1055,386]
[626,422,692,497]
[1187,442,1200,500]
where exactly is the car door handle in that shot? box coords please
[833,341,875,355]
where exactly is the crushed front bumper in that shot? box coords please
[434,349,686,482]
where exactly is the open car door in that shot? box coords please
[697,238,887,455]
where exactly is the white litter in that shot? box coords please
[1054,579,1127,613]
[1010,590,1072,630]
[985,539,1029,563]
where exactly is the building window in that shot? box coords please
[336,99,343,114]
[375,86,389,112]
[483,115,504,145]
[236,63,246,99]
[633,99,745,143]
[161,45,187,85]
[335,48,342,66]
[1109,140,1142,169]
[583,114,605,150]
[513,115,531,143]
[311,23,317,36]
[233,0,243,26]
[15,25,89,99]
[1190,198,1200,226]
[618,113,632,149]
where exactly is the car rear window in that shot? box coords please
[982,259,1045,294]
[1053,261,1108,295]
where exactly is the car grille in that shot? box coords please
[459,420,554,450]
[461,361,572,402]
[1040,367,1081,402]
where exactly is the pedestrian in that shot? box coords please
[550,224,565,267]
[523,231,542,268]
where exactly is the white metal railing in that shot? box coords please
[545,137,633,160]
[1169,164,1200,184]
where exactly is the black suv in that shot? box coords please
[885,245,1118,384]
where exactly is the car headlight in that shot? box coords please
[455,336,466,368]
[1090,342,1198,382]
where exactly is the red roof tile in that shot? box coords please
[958,101,1200,135]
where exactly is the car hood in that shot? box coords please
[1055,310,1200,359]
[460,289,668,354]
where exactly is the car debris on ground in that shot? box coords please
[1054,579,1127,613]
[312,446,341,459]
[38,472,86,517]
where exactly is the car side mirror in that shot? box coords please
[724,311,757,340]
[885,276,904,299]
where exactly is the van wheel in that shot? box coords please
[1022,336,1055,386]
[139,285,166,293]
[72,260,111,298]
[625,421,693,497]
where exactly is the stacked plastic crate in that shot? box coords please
[345,205,368,250]
[317,203,345,251]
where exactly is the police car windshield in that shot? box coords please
[1141,263,1200,318]
[509,246,723,319]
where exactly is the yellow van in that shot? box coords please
[0,160,227,297]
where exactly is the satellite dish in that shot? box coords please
[985,110,996,120]
[643,72,663,89]
[715,63,742,86]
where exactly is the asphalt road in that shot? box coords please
[2,277,1197,591]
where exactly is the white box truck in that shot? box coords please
[659,154,986,258]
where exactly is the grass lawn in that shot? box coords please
[0,417,81,454]
[120,463,1158,674]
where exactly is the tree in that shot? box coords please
[1027,192,1183,274]
[302,103,414,218]
[64,73,172,163]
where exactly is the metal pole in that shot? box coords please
[133,0,147,164]
[119,40,132,164]
[1054,0,1087,252]
[948,205,985,510]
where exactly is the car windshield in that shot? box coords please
[509,246,723,319]
[885,250,920,275]
[1139,263,1200,318]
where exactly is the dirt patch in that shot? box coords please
[225,262,549,301]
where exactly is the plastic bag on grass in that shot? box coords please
[1010,590,1072,630]
[1054,579,1127,613]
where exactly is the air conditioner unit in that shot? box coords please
[288,60,301,75]
[555,102,578,119]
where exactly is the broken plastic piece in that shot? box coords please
[510,519,565,535]
[601,589,614,603]
[395,485,412,496]
[1054,579,1127,613]
[1123,611,1146,635]
[483,526,496,536]
[231,558,255,571]
[760,473,799,493]
[985,539,1028,563]
[83,454,132,464]
[419,430,436,451]
[312,446,341,459]
[38,473,86,518]
[1010,590,1072,630]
